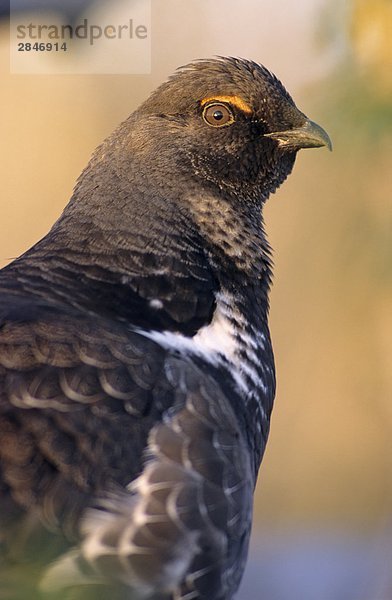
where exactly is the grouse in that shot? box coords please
[0,57,331,599]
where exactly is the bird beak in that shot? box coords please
[264,119,332,151]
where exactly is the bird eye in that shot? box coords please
[202,103,234,127]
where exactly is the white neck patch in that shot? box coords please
[137,292,267,397]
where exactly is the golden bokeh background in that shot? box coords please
[1,0,391,597]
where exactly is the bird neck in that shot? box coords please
[2,157,273,335]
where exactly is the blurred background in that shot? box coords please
[1,0,391,598]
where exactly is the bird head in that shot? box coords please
[132,57,331,204]
[36,57,332,328]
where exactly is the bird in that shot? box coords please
[0,57,331,600]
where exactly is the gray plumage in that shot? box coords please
[0,57,331,599]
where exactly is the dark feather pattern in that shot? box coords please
[0,57,330,599]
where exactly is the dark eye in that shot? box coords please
[202,103,234,127]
